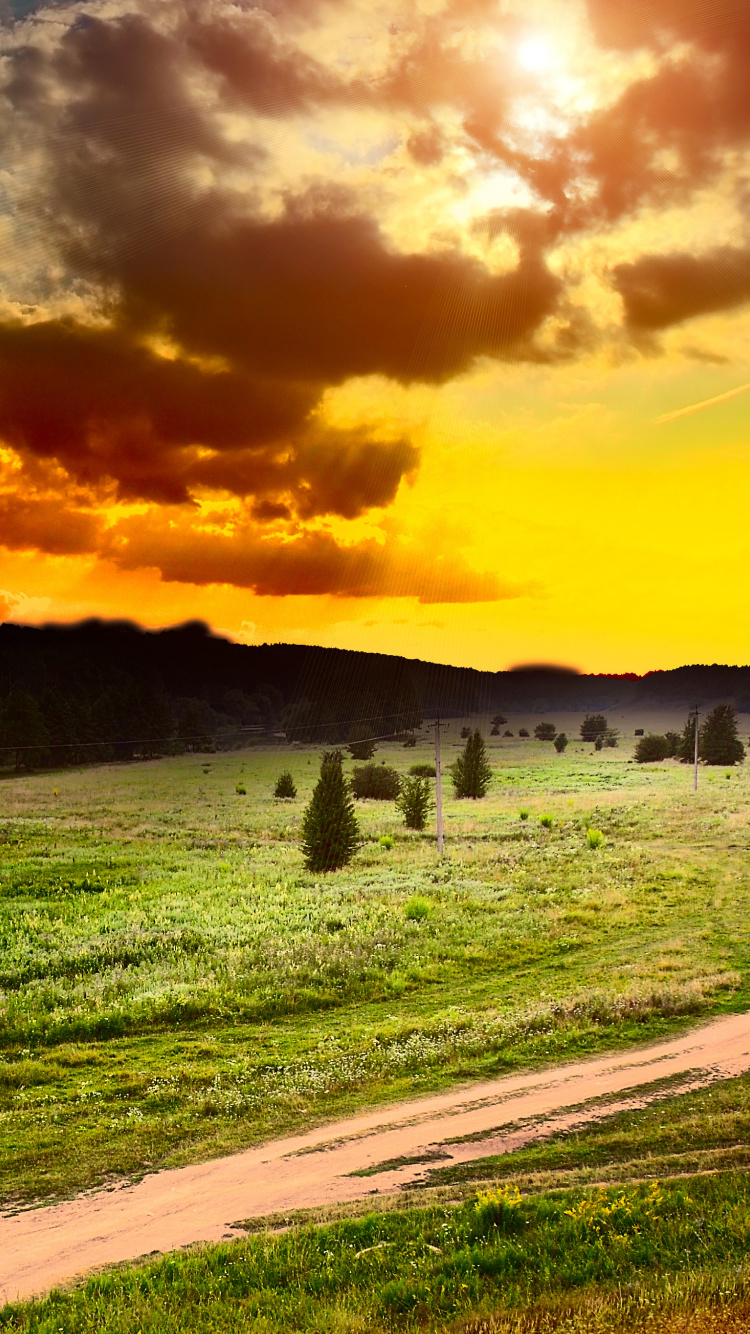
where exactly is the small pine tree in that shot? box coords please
[452,729,492,798]
[664,731,681,758]
[301,751,359,872]
[347,724,376,761]
[274,770,297,798]
[678,715,696,763]
[580,714,608,743]
[699,704,745,766]
[553,732,568,753]
[534,722,557,741]
[396,776,434,830]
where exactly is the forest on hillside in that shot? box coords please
[1,619,750,770]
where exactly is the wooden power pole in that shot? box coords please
[434,718,444,855]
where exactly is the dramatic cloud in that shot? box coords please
[1,0,750,608]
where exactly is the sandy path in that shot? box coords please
[3,1009,750,1306]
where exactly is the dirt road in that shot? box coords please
[4,1009,750,1306]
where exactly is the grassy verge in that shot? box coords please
[2,741,750,1205]
[3,1173,750,1331]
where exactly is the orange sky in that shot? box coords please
[1,0,749,672]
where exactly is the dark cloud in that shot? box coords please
[103,512,516,603]
[613,247,750,330]
[0,494,100,554]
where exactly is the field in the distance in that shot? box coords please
[2,714,749,1212]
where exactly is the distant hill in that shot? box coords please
[0,618,748,769]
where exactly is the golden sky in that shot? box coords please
[1,0,749,672]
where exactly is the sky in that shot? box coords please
[0,0,749,673]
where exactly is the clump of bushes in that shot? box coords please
[534,722,557,741]
[301,750,359,872]
[634,734,671,763]
[274,771,297,798]
[554,732,568,753]
[409,763,436,778]
[452,729,492,798]
[350,764,401,800]
[518,728,529,738]
[587,827,604,849]
[595,728,619,750]
[405,895,430,922]
[396,775,434,830]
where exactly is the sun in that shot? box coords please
[517,36,554,73]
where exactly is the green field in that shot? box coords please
[3,729,750,1327]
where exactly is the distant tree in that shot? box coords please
[452,729,492,798]
[350,764,401,800]
[504,730,514,737]
[534,722,557,741]
[699,704,745,766]
[274,771,297,798]
[581,714,608,743]
[595,727,619,751]
[396,776,434,830]
[518,728,530,738]
[554,732,568,753]
[491,715,508,728]
[41,688,79,766]
[402,733,417,748]
[347,723,377,761]
[301,751,359,872]
[2,692,50,770]
[635,734,671,763]
[664,731,681,758]
[460,726,471,739]
[178,700,217,752]
[490,726,500,736]
[678,715,696,764]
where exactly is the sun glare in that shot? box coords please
[517,36,553,73]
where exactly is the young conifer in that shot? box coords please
[699,704,745,766]
[451,728,493,798]
[301,750,359,871]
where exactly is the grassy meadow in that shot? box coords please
[3,718,750,1328]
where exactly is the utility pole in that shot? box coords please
[691,706,699,791]
[434,718,444,855]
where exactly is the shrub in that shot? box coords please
[396,775,434,830]
[301,750,359,872]
[635,734,671,763]
[539,813,554,828]
[519,728,530,738]
[504,729,514,737]
[581,713,608,742]
[274,770,297,798]
[347,725,376,762]
[350,764,401,800]
[405,895,430,921]
[519,808,530,820]
[534,722,557,741]
[379,835,394,850]
[490,726,500,736]
[409,763,436,778]
[235,783,247,795]
[700,704,745,766]
[452,729,492,798]
[554,732,568,753]
[587,827,604,849]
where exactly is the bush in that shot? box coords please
[379,835,394,850]
[490,726,500,736]
[634,734,671,763]
[350,764,401,800]
[405,895,430,921]
[700,704,745,766]
[587,827,604,849]
[581,713,608,742]
[540,813,554,828]
[274,770,297,798]
[347,725,376,761]
[534,722,557,741]
[519,728,530,738]
[301,751,359,872]
[409,763,436,778]
[504,729,514,737]
[452,729,492,798]
[236,783,247,795]
[554,732,568,753]
[491,714,508,728]
[519,808,530,820]
[396,775,434,830]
